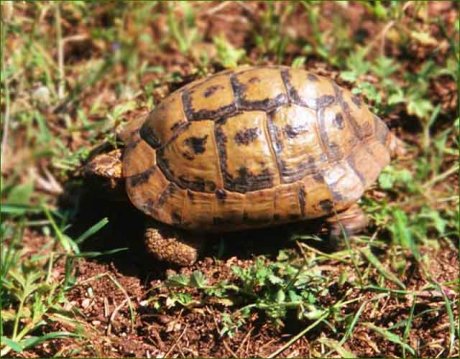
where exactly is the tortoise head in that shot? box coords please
[84,116,148,190]
[85,148,124,192]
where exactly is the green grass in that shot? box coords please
[1,2,458,357]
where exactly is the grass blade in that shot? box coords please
[74,217,109,244]
[365,323,416,355]
[319,338,356,358]
[360,247,406,289]
[402,296,416,358]
[433,281,457,357]
[0,336,23,353]
[20,332,79,350]
[339,300,367,346]
[73,248,128,258]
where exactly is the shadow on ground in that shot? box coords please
[60,177,338,280]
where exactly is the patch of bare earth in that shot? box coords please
[13,226,459,357]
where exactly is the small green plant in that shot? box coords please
[252,3,294,62]
[213,36,246,69]
[161,253,329,336]
[166,2,200,54]
[0,203,120,355]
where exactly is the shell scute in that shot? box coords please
[318,103,359,162]
[283,68,336,109]
[233,67,289,110]
[215,111,280,193]
[273,183,303,222]
[140,91,188,149]
[268,104,325,183]
[183,72,236,121]
[243,188,276,225]
[156,120,221,192]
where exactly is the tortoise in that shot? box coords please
[86,65,402,266]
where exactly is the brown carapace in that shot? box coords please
[88,66,397,266]
[124,66,392,229]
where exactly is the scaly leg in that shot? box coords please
[325,203,368,238]
[144,221,203,266]
[388,133,407,159]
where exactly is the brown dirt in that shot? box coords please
[13,221,459,358]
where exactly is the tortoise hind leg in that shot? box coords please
[387,133,407,159]
[325,203,368,238]
[144,221,204,266]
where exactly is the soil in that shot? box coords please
[16,223,459,358]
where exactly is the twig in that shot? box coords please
[55,3,65,100]
[63,34,89,45]
[296,240,350,263]
[364,20,395,57]
[29,166,63,194]
[1,16,10,175]
[78,272,135,332]
[223,340,238,358]
[204,1,231,15]
[379,20,395,55]
[423,163,459,189]
[106,298,128,336]
[163,325,188,358]
[257,338,277,354]
[236,327,253,356]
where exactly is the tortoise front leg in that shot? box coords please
[325,203,368,238]
[144,221,204,266]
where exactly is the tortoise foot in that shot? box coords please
[144,221,203,266]
[326,204,368,239]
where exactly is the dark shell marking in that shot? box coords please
[184,135,208,155]
[307,73,319,82]
[333,83,363,140]
[215,188,227,201]
[234,127,260,145]
[297,187,306,217]
[333,113,345,129]
[182,89,237,121]
[351,95,362,108]
[319,199,333,213]
[231,74,289,111]
[128,167,156,187]
[178,175,216,192]
[204,85,224,98]
[284,124,309,139]
[140,124,162,149]
[280,69,335,109]
[157,183,178,207]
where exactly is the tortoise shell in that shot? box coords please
[122,66,392,231]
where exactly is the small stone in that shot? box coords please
[31,85,51,105]
[81,298,91,308]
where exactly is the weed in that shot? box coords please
[167,2,200,55]
[161,253,330,336]
[213,36,246,69]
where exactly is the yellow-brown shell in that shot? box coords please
[122,66,392,231]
